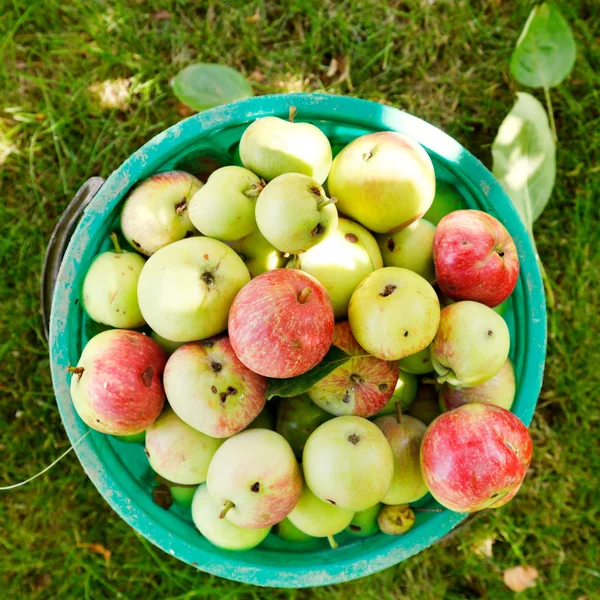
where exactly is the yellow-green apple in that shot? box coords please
[424,179,464,225]
[137,237,250,342]
[188,166,263,241]
[327,132,435,233]
[433,210,520,307]
[348,267,440,360]
[308,322,399,417]
[163,337,267,438]
[120,171,202,255]
[302,416,394,511]
[191,484,271,550]
[239,116,332,184]
[82,234,146,328]
[255,174,338,254]
[347,503,381,537]
[287,484,354,549]
[373,371,418,416]
[227,228,286,278]
[228,269,334,378]
[399,346,434,375]
[206,429,302,528]
[378,504,415,535]
[68,330,166,435]
[150,331,184,356]
[275,517,314,542]
[374,413,428,504]
[144,408,223,484]
[407,384,441,425]
[431,301,510,387]
[421,403,533,512]
[377,219,436,283]
[440,358,516,412]
[292,218,383,318]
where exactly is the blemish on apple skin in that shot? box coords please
[345,233,359,243]
[204,254,209,260]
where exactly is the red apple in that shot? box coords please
[228,269,334,378]
[433,210,520,307]
[68,330,167,435]
[308,322,399,417]
[420,403,532,512]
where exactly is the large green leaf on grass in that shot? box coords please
[172,63,253,111]
[510,3,576,89]
[492,92,556,229]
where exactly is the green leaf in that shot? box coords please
[266,346,353,400]
[492,92,556,230]
[510,3,576,89]
[171,63,253,111]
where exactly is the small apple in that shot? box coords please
[377,219,436,283]
[302,416,394,511]
[137,237,250,342]
[227,227,286,278]
[327,132,435,233]
[188,166,263,241]
[373,371,418,416]
[120,170,202,256]
[292,217,383,319]
[150,331,184,356]
[431,301,510,387]
[420,403,533,512]
[347,503,381,537]
[377,504,415,535]
[423,179,464,225]
[170,484,197,508]
[163,337,267,438]
[275,517,314,542]
[433,209,520,307]
[255,174,338,254]
[191,484,271,551]
[407,384,441,425]
[440,358,516,412]
[398,346,434,375]
[206,429,302,528]
[239,116,332,184]
[348,267,440,361]
[308,322,399,417]
[228,269,334,378]
[68,330,166,435]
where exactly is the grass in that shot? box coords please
[0,0,598,597]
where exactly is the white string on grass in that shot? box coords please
[0,429,91,491]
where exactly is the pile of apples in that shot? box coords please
[68,110,533,552]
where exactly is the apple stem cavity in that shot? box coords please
[327,535,338,550]
[348,433,360,445]
[297,287,312,304]
[379,284,397,297]
[288,105,297,122]
[66,366,85,381]
[243,178,266,198]
[109,232,122,254]
[201,271,214,285]
[174,198,187,216]
[219,500,235,519]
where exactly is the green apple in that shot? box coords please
[347,503,381,537]
[292,218,383,318]
[227,227,286,278]
[423,179,464,225]
[188,166,263,241]
[191,484,271,551]
[239,116,332,184]
[255,173,338,254]
[275,517,314,542]
[493,299,509,317]
[407,384,441,425]
[431,301,510,387]
[170,484,197,508]
[137,237,250,342]
[348,267,440,360]
[328,132,435,233]
[398,346,434,374]
[246,407,275,431]
[373,371,418,416]
[377,219,436,283]
[302,416,394,511]
[377,504,415,535]
[150,331,185,356]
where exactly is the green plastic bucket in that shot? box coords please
[49,93,546,588]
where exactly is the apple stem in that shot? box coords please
[110,232,122,254]
[412,507,443,513]
[243,178,266,197]
[297,287,312,304]
[66,366,85,381]
[421,377,438,386]
[396,401,403,424]
[316,197,337,211]
[327,535,338,550]
[289,106,297,122]
[219,500,234,519]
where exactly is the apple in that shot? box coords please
[276,394,333,458]
[287,484,354,549]
[227,228,286,278]
[255,173,338,254]
[137,237,250,342]
[494,299,509,317]
[347,503,381,537]
[374,413,428,505]
[433,209,520,307]
[398,346,434,375]
[423,179,464,225]
[120,170,202,256]
[144,408,223,484]
[191,484,271,551]
[68,330,166,435]
[228,269,334,378]
[188,166,263,241]
[275,517,314,542]
[440,358,516,412]
[327,132,435,233]
[163,337,267,438]
[302,416,394,511]
[348,267,440,361]
[377,504,416,535]
[239,116,332,184]
[373,370,418,416]
[114,431,145,444]
[82,233,146,328]
[292,218,383,319]
[150,331,184,356]
[407,384,441,425]
[206,429,302,528]
[170,484,197,508]
[377,219,436,283]
[431,301,510,387]
[307,321,399,417]
[246,407,275,431]
[420,403,533,512]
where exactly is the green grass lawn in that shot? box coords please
[1,0,599,598]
